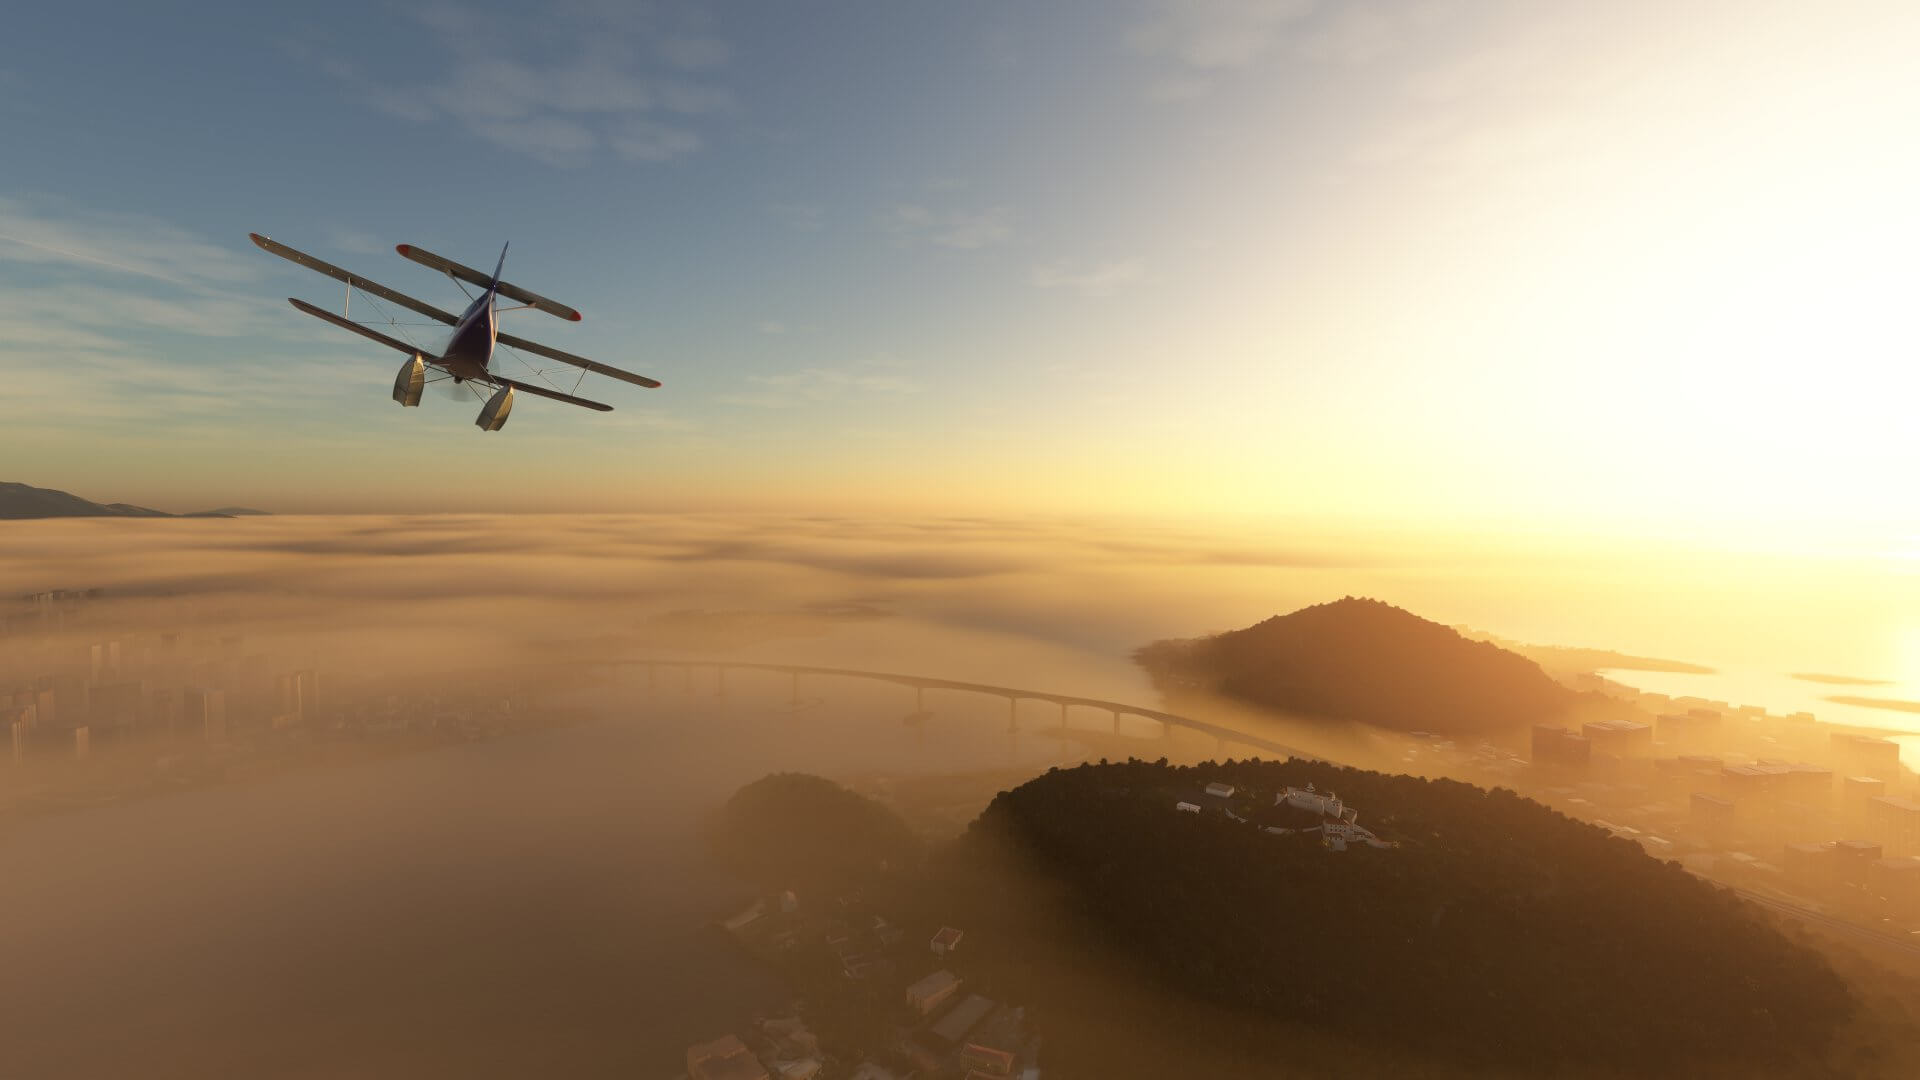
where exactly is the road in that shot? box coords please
[1727,885,1920,963]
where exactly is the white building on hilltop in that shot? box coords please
[1321,817,1389,849]
[1278,783,1353,823]
[1271,784,1393,850]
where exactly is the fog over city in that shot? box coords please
[6,514,1920,1077]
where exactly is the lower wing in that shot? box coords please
[286,298,612,412]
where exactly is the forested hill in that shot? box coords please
[1136,597,1578,732]
[930,759,1852,1075]
[709,772,924,894]
[0,481,265,519]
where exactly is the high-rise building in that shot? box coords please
[1691,792,1736,844]
[185,687,228,744]
[89,680,148,730]
[1867,796,1920,855]
[1657,711,1721,753]
[1831,733,1901,783]
[1532,725,1591,768]
[1869,856,1920,918]
[273,669,319,722]
[88,641,122,681]
[1582,719,1654,758]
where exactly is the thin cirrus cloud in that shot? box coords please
[721,365,922,409]
[1029,258,1148,297]
[0,196,257,286]
[318,3,728,166]
[882,204,1014,250]
[1128,0,1321,99]
[0,198,371,431]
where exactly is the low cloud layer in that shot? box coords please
[1,514,1392,701]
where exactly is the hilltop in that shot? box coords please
[1136,597,1582,733]
[714,763,1861,1076]
[709,772,924,895]
[0,482,266,519]
[922,759,1853,1076]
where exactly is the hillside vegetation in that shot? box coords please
[709,772,924,894]
[926,759,1853,1075]
[1137,597,1582,733]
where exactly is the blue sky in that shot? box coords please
[4,1,1916,534]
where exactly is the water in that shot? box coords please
[1599,665,1920,768]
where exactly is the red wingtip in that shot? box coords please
[248,232,267,245]
[570,311,583,322]
[395,244,412,256]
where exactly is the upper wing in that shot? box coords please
[395,243,584,322]
[495,330,662,389]
[250,234,458,326]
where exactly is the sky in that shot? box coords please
[2,0,1917,539]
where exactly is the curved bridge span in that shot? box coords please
[621,662,1920,965]
[622,659,1327,763]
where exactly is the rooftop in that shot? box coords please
[928,994,997,1045]
[907,970,961,999]
[688,1034,771,1080]
[1584,719,1651,733]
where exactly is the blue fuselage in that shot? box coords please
[441,288,497,381]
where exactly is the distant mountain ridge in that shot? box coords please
[0,482,266,520]
[1136,596,1580,733]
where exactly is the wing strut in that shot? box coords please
[250,234,459,326]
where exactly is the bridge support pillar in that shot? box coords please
[1007,697,1018,733]
[1059,702,1069,727]
[916,686,924,712]
[1112,709,1122,733]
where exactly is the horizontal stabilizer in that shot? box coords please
[396,243,584,322]
[251,234,457,326]
[495,330,662,389]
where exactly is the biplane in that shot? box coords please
[249,233,659,430]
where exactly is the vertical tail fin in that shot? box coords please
[491,242,509,288]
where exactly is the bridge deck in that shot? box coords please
[628,659,1325,762]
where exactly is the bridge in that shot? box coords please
[622,658,1920,967]
[621,659,1328,763]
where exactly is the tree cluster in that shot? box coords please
[1137,597,1579,733]
[928,758,1852,1073]
[709,772,925,895]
